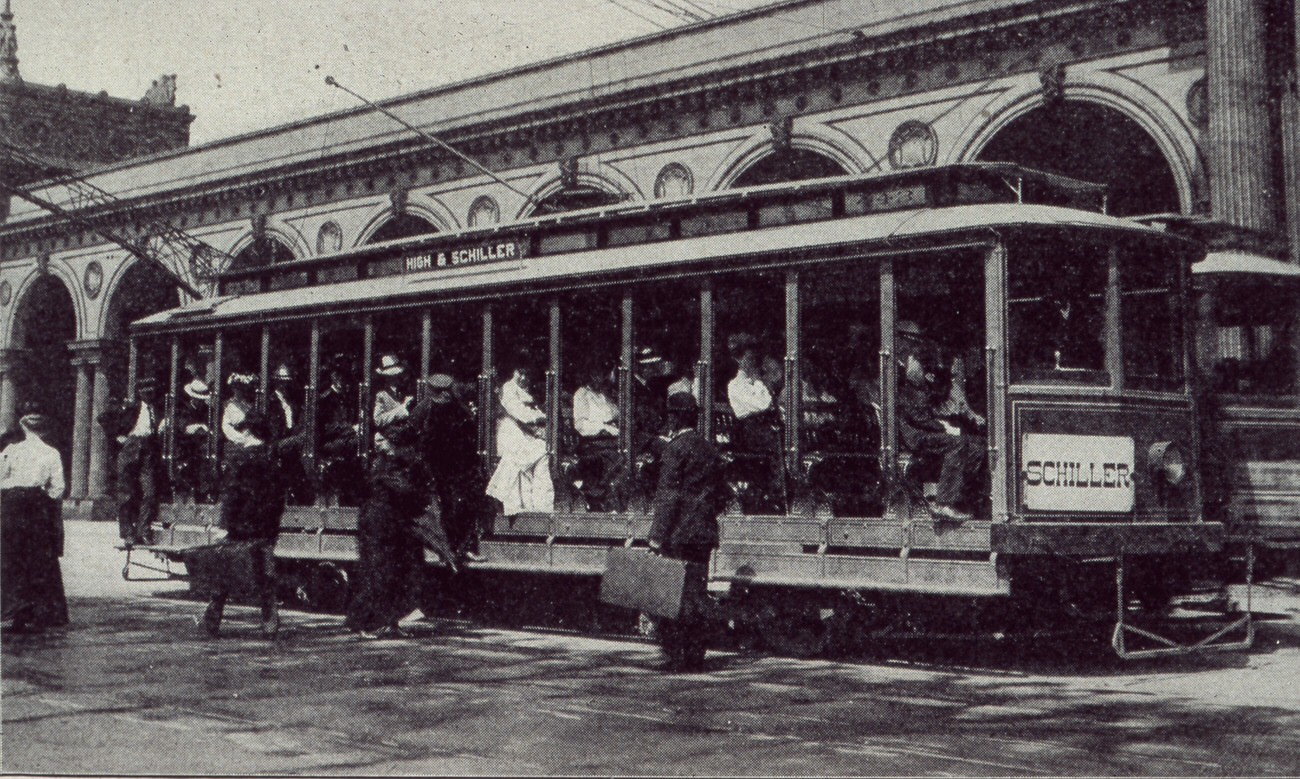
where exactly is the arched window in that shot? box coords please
[365,213,439,244]
[526,186,624,218]
[230,236,295,270]
[731,148,849,188]
[976,101,1179,216]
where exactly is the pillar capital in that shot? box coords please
[67,339,118,367]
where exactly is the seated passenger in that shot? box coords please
[895,320,985,521]
[373,353,414,442]
[221,373,260,449]
[487,364,553,515]
[727,335,786,514]
[572,363,621,511]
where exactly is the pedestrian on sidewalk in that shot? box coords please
[647,392,729,672]
[1,402,69,633]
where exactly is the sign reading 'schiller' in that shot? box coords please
[404,240,524,273]
[1021,433,1135,512]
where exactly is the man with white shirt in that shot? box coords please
[2,403,69,632]
[99,376,163,546]
[269,363,312,505]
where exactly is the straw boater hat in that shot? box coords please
[227,372,257,387]
[272,363,294,381]
[375,354,407,377]
[636,346,663,366]
[424,373,454,390]
[183,378,211,401]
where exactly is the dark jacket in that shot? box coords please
[220,445,285,542]
[649,428,726,551]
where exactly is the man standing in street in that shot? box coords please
[99,376,163,546]
[647,391,728,672]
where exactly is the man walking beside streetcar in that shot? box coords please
[647,391,729,672]
[99,376,163,546]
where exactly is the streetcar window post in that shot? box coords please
[209,331,224,490]
[418,310,433,403]
[985,243,1009,522]
[879,257,897,475]
[619,291,635,486]
[1105,244,1124,391]
[305,319,320,483]
[547,298,562,484]
[784,270,801,478]
[698,281,714,441]
[257,325,271,413]
[479,304,495,475]
[164,336,180,499]
[359,316,374,465]
[127,336,139,400]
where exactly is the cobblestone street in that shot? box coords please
[3,522,1299,775]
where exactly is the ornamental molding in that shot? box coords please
[0,0,1184,257]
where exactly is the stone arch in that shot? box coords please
[516,167,640,219]
[355,199,455,246]
[951,71,1204,214]
[99,255,182,342]
[4,260,86,344]
[7,270,79,458]
[707,124,864,191]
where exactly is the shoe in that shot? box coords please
[461,551,486,563]
[200,603,222,638]
[357,630,382,641]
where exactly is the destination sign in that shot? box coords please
[1021,433,1135,513]
[404,240,525,274]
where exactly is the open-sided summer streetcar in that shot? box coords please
[124,163,1252,659]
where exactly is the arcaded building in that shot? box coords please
[1,0,1297,519]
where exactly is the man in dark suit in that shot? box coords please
[895,321,984,521]
[648,391,728,672]
[98,376,164,545]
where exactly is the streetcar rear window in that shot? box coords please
[1007,238,1109,386]
[1121,246,1185,392]
[1198,279,1300,398]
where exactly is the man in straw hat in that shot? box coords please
[1,402,69,633]
[98,376,164,545]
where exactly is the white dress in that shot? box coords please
[486,376,554,515]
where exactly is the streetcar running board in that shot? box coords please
[1110,549,1254,660]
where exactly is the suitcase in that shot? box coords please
[181,540,272,599]
[599,547,693,619]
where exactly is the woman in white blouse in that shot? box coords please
[726,336,786,513]
[487,365,553,515]
[0,405,69,632]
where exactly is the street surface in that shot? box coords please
[3,521,1299,776]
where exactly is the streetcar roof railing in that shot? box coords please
[134,202,1181,334]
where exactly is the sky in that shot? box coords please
[14,0,775,146]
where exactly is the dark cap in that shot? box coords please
[666,391,699,414]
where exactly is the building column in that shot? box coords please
[67,356,93,499]
[0,348,19,433]
[1207,0,1281,233]
[88,358,112,500]
[69,340,115,514]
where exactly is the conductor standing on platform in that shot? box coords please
[100,376,163,546]
[647,392,728,672]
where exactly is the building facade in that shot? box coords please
[1,0,1297,519]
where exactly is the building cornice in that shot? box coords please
[0,0,1202,260]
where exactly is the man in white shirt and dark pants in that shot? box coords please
[99,376,162,546]
[1,403,69,633]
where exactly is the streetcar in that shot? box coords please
[1189,234,1300,579]
[125,163,1247,658]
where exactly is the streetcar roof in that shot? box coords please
[134,203,1184,333]
[1192,251,1300,279]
